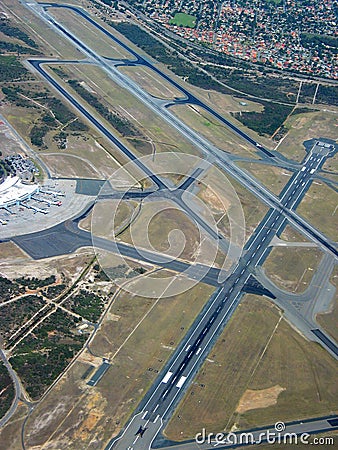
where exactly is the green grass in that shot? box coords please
[169,13,197,28]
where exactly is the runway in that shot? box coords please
[13,3,338,449]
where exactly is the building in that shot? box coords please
[0,176,39,208]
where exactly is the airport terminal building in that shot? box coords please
[0,176,39,208]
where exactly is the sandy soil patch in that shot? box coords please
[77,351,103,368]
[200,184,230,213]
[236,385,285,413]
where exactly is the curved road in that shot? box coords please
[0,349,21,427]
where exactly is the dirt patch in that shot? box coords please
[236,385,285,413]
[29,400,68,435]
[77,351,102,367]
[106,312,121,321]
[0,249,92,282]
[73,391,106,442]
[200,185,230,213]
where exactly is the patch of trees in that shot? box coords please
[29,124,49,148]
[15,275,56,290]
[44,284,67,299]
[0,20,38,48]
[64,289,106,322]
[2,85,40,108]
[65,119,89,132]
[0,41,39,55]
[0,295,46,343]
[231,101,293,136]
[316,84,338,106]
[0,55,29,82]
[10,309,85,400]
[0,276,24,302]
[52,131,68,150]
[111,22,224,93]
[45,98,77,124]
[68,79,140,136]
[26,96,88,148]
[0,362,14,421]
[301,33,338,54]
[205,65,299,103]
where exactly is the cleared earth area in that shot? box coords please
[165,295,338,440]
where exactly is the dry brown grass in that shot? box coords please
[297,181,338,241]
[120,66,183,99]
[263,247,323,293]
[278,110,338,162]
[237,162,292,195]
[165,295,338,440]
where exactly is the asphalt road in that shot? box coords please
[0,349,21,427]
[156,415,338,449]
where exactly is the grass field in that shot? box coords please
[21,277,215,449]
[237,162,292,195]
[41,133,123,180]
[165,295,338,440]
[0,0,83,60]
[87,199,139,238]
[195,166,268,245]
[1,85,127,181]
[322,150,338,173]
[0,404,28,450]
[0,241,29,261]
[297,180,337,241]
[280,224,309,242]
[171,104,262,159]
[278,110,338,162]
[48,63,200,161]
[119,65,184,100]
[118,199,215,263]
[263,247,323,293]
[169,13,197,28]
[48,7,132,59]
